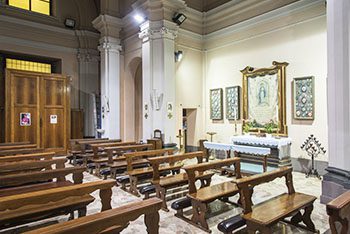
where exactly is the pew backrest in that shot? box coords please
[78,139,121,153]
[327,190,350,234]
[0,158,66,176]
[0,144,37,151]
[125,148,174,171]
[0,148,45,156]
[235,166,295,213]
[148,151,204,181]
[23,197,162,234]
[90,141,137,158]
[0,141,30,146]
[106,144,154,164]
[0,152,55,163]
[183,158,241,194]
[0,180,115,214]
[0,166,86,188]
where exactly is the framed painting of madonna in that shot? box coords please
[241,61,288,135]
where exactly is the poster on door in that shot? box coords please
[50,115,58,124]
[20,113,31,126]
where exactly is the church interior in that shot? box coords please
[0,0,349,233]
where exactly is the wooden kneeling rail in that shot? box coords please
[327,190,350,234]
[0,180,115,229]
[24,198,163,234]
[148,151,214,211]
[236,167,318,234]
[182,158,241,232]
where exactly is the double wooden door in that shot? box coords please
[5,69,70,154]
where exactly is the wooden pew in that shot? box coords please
[24,198,163,234]
[0,158,66,176]
[0,141,30,146]
[147,151,214,211]
[0,180,115,229]
[101,144,154,178]
[124,149,177,196]
[0,148,45,156]
[235,167,317,234]
[0,144,37,151]
[327,190,350,234]
[0,152,55,163]
[182,158,241,232]
[0,166,85,191]
[77,139,121,154]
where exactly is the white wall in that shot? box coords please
[175,45,204,147]
[204,16,328,161]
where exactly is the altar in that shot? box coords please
[231,135,292,167]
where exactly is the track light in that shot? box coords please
[134,14,146,24]
[172,13,187,25]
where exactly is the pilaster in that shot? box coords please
[321,0,350,203]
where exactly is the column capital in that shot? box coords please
[139,20,179,42]
[92,14,123,38]
[77,48,100,62]
[98,36,122,53]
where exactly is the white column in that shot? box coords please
[98,37,122,139]
[93,15,123,139]
[139,20,178,143]
[327,0,350,171]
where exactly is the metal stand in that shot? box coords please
[301,134,326,180]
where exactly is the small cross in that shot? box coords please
[144,113,148,119]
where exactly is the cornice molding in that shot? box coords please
[93,14,123,38]
[98,36,122,53]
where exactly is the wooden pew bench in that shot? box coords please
[0,152,55,163]
[180,158,241,232]
[0,166,86,196]
[24,198,163,234]
[0,158,66,176]
[103,144,154,178]
[0,148,45,156]
[124,149,177,196]
[147,151,214,211]
[234,167,317,234]
[0,180,115,229]
[327,190,350,234]
[0,141,30,146]
[0,143,37,151]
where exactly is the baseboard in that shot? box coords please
[291,157,328,175]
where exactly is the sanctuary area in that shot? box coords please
[0,0,349,233]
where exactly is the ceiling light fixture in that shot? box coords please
[134,14,146,24]
[172,13,187,25]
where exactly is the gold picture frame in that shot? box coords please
[241,61,289,135]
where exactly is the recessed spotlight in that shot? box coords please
[134,14,145,23]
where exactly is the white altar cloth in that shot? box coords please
[203,142,270,156]
[231,135,292,149]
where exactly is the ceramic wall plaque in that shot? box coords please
[210,88,223,120]
[293,76,314,120]
[225,86,240,120]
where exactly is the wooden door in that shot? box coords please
[71,109,84,139]
[5,69,70,154]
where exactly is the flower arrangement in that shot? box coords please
[264,120,278,134]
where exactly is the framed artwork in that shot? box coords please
[241,61,289,135]
[20,112,31,126]
[293,76,314,120]
[225,86,240,120]
[210,88,223,120]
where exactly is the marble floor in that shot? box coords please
[2,169,330,234]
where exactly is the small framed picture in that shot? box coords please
[293,76,315,120]
[20,113,31,126]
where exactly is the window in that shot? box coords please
[6,58,52,73]
[8,0,50,15]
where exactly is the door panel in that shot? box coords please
[5,69,70,154]
[6,71,40,144]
